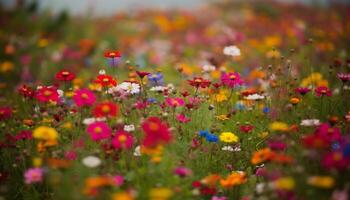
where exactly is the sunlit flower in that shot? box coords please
[219,132,239,143]
[92,102,119,118]
[72,88,96,107]
[33,126,58,140]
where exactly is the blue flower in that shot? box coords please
[199,130,209,137]
[263,106,270,114]
[148,73,164,86]
[147,98,157,103]
[343,144,350,157]
[235,102,245,111]
[205,133,218,143]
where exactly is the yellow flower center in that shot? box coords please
[94,127,102,133]
[102,105,110,113]
[62,71,69,76]
[229,74,236,80]
[102,78,109,82]
[81,93,88,99]
[333,152,342,161]
[118,135,127,143]
[149,122,159,131]
[44,90,52,96]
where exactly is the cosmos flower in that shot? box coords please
[176,114,191,123]
[24,168,43,184]
[116,82,140,94]
[92,102,119,118]
[147,73,164,86]
[86,121,111,141]
[112,131,134,150]
[315,86,332,97]
[72,88,96,107]
[94,75,117,87]
[35,86,60,103]
[141,116,172,147]
[0,106,12,120]
[223,45,241,57]
[165,97,185,107]
[55,69,75,82]
[221,72,243,88]
[188,77,211,88]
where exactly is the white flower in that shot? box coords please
[82,156,101,168]
[124,124,135,132]
[150,86,167,92]
[300,119,320,127]
[202,64,216,72]
[99,69,106,75]
[57,89,64,98]
[222,146,234,151]
[245,94,265,100]
[223,45,241,57]
[133,146,141,156]
[83,117,106,125]
[256,183,266,194]
[117,82,140,94]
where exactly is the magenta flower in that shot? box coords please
[86,121,111,141]
[112,131,134,150]
[220,72,244,88]
[24,168,43,184]
[113,175,124,186]
[315,123,341,142]
[165,97,185,107]
[174,166,192,177]
[176,114,191,123]
[72,88,96,107]
[315,86,332,97]
[0,106,12,120]
[322,151,350,170]
[295,87,311,95]
[337,73,350,83]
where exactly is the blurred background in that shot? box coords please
[1,0,349,16]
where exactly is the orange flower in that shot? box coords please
[251,148,274,165]
[201,174,221,187]
[220,171,247,188]
[47,158,72,169]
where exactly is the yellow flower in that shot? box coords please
[38,38,49,48]
[258,131,269,138]
[269,122,289,132]
[61,122,73,129]
[274,177,295,190]
[33,126,58,140]
[149,187,173,200]
[112,191,134,200]
[0,61,14,73]
[214,90,228,102]
[290,97,301,105]
[216,114,230,121]
[219,132,239,143]
[307,176,335,188]
[32,157,42,167]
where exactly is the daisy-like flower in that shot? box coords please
[221,72,244,88]
[24,167,43,184]
[82,156,101,168]
[124,124,135,132]
[188,77,211,89]
[165,97,185,107]
[94,74,117,87]
[82,117,106,125]
[147,72,164,86]
[219,132,239,143]
[116,82,140,94]
[86,121,111,141]
[315,86,332,97]
[141,116,172,147]
[300,119,321,126]
[72,88,96,107]
[35,86,60,103]
[92,102,119,118]
[245,93,264,100]
[223,45,241,57]
[55,69,75,82]
[112,131,134,150]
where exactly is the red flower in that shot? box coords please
[0,107,12,120]
[315,86,332,97]
[35,86,60,103]
[136,71,150,79]
[104,50,121,58]
[18,85,34,98]
[141,116,172,147]
[112,131,134,150]
[94,75,117,87]
[188,77,211,88]
[322,151,350,170]
[92,102,119,118]
[240,124,254,133]
[55,70,75,82]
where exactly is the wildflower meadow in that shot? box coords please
[0,1,350,200]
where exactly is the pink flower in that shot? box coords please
[165,97,185,107]
[64,150,77,160]
[112,131,134,150]
[315,123,341,142]
[315,86,332,97]
[35,86,60,103]
[322,151,350,170]
[174,167,192,177]
[72,88,96,107]
[86,122,111,141]
[24,168,43,184]
[176,114,191,123]
[212,196,228,200]
[0,106,12,120]
[114,175,124,186]
[221,72,244,88]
